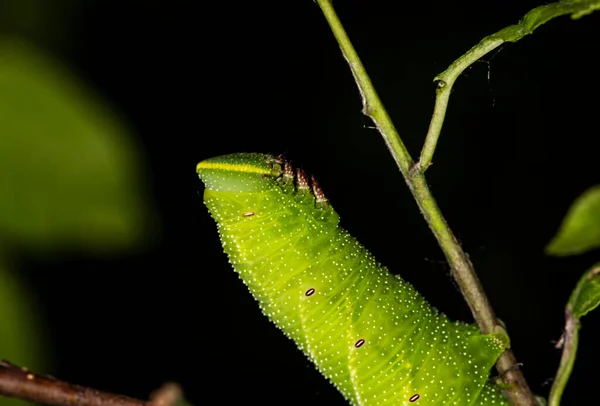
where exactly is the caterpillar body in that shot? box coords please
[197,153,509,405]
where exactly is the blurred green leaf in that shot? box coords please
[0,256,45,406]
[0,0,75,47]
[569,263,600,318]
[0,37,154,253]
[546,185,600,256]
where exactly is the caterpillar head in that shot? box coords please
[197,153,338,225]
[196,153,281,193]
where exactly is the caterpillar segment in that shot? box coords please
[197,153,509,405]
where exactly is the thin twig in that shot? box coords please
[0,359,146,406]
[314,0,413,175]
[418,2,595,172]
[418,37,502,171]
[548,309,579,406]
[549,265,600,406]
[314,1,537,404]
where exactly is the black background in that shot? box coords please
[10,0,600,405]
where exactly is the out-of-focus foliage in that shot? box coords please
[0,0,78,50]
[546,185,600,256]
[0,36,155,405]
[0,38,153,253]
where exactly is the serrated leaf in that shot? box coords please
[0,37,154,253]
[569,263,600,318]
[0,257,46,406]
[546,185,600,256]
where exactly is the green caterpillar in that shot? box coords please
[197,152,509,405]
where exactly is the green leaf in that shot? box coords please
[0,37,154,253]
[0,256,46,406]
[569,263,600,318]
[484,0,600,44]
[546,185,600,256]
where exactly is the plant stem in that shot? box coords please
[418,2,598,172]
[548,310,580,406]
[315,1,537,404]
[549,265,600,406]
[0,359,146,406]
[315,0,413,175]
[0,359,184,406]
[419,37,502,172]
[408,174,497,329]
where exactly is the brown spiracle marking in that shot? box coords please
[354,339,365,348]
[242,212,255,217]
[409,394,420,402]
[305,288,315,297]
